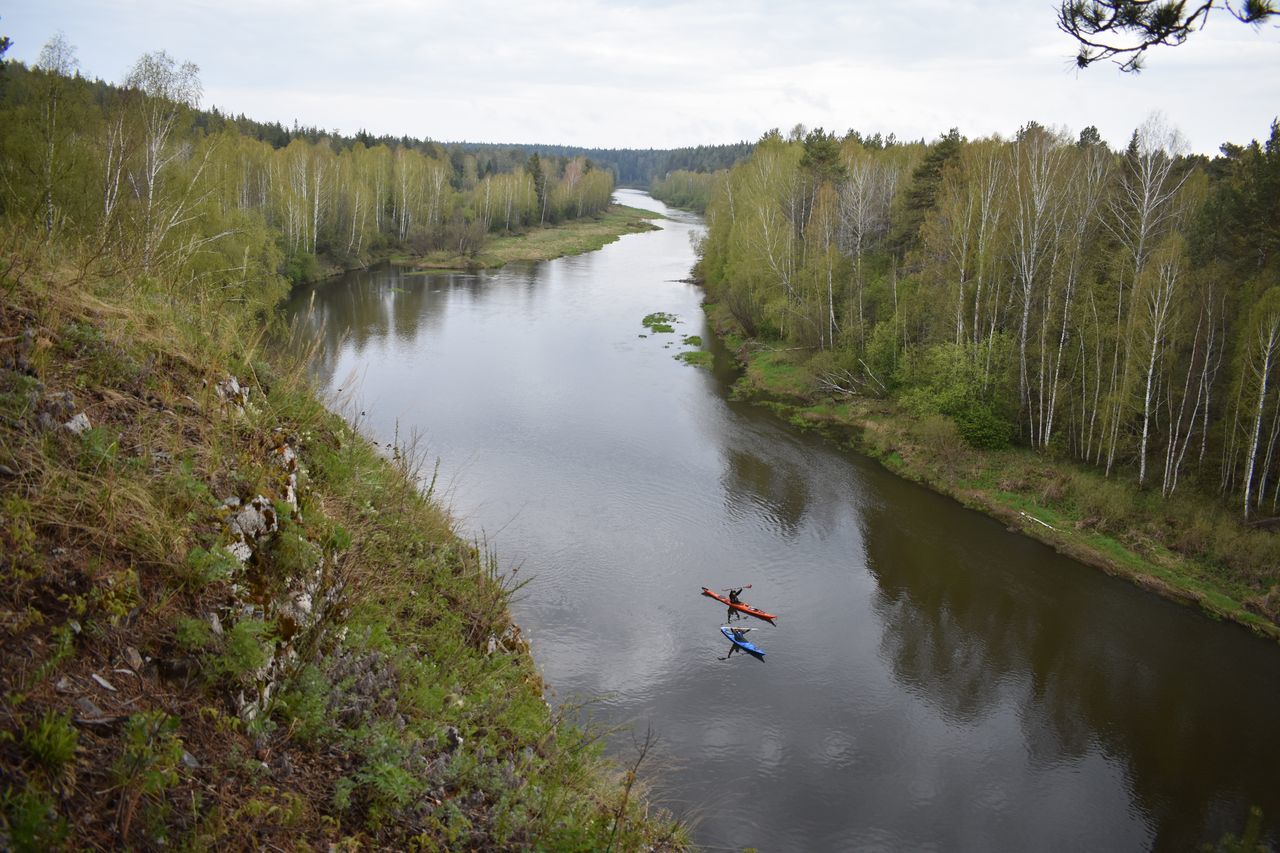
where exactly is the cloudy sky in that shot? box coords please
[4,1,1277,153]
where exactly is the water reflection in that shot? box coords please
[281,190,1280,851]
[861,477,1280,847]
[720,446,811,536]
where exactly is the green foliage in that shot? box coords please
[176,546,237,591]
[649,169,722,212]
[641,312,677,333]
[213,619,272,685]
[174,615,214,653]
[112,712,184,797]
[283,250,322,285]
[276,663,330,744]
[21,711,78,772]
[1,784,70,851]
[676,350,712,368]
[898,342,1013,449]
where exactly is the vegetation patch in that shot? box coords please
[708,308,1280,643]
[415,205,662,271]
[0,233,686,853]
[642,312,678,334]
[676,351,712,368]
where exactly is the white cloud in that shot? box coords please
[3,0,1277,151]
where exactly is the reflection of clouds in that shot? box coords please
[280,195,1280,850]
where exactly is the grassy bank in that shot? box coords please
[406,204,663,271]
[703,302,1280,644]
[0,247,687,848]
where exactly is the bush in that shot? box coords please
[1073,476,1136,532]
[915,414,964,470]
[22,711,78,772]
[954,402,1012,449]
[282,251,322,285]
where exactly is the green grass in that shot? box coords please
[415,204,662,270]
[0,238,688,848]
[676,350,712,368]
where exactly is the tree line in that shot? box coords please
[649,170,722,213]
[697,119,1280,518]
[454,140,754,187]
[0,40,616,290]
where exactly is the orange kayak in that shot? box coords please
[701,587,777,624]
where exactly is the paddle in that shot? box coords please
[720,584,752,592]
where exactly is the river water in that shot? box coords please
[285,189,1280,851]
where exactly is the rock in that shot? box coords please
[181,750,200,770]
[54,675,75,693]
[156,657,197,680]
[124,647,144,671]
[214,376,250,411]
[226,495,279,563]
[445,726,464,752]
[227,539,253,562]
[74,697,104,718]
[91,673,117,692]
[221,495,241,508]
[208,611,223,637]
[230,495,277,540]
[62,412,91,435]
[40,391,77,421]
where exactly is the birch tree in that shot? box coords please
[33,33,79,235]
[1101,113,1190,473]
[1240,288,1280,518]
[123,50,203,271]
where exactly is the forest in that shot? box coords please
[0,44,618,288]
[0,37,689,849]
[694,119,1280,524]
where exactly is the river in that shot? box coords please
[284,188,1280,851]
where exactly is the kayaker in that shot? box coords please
[727,587,744,621]
[721,625,752,660]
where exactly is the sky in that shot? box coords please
[3,0,1278,154]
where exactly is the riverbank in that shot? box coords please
[703,302,1280,644]
[0,249,687,848]
[404,204,662,271]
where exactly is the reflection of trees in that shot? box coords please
[719,447,810,537]
[863,492,1280,846]
[281,266,493,390]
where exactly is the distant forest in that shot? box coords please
[0,52,634,284]
[184,105,754,187]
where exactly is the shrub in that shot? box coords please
[1,784,69,851]
[22,711,78,772]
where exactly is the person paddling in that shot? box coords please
[721,622,747,660]
[726,587,744,622]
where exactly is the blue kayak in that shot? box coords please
[720,625,766,659]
